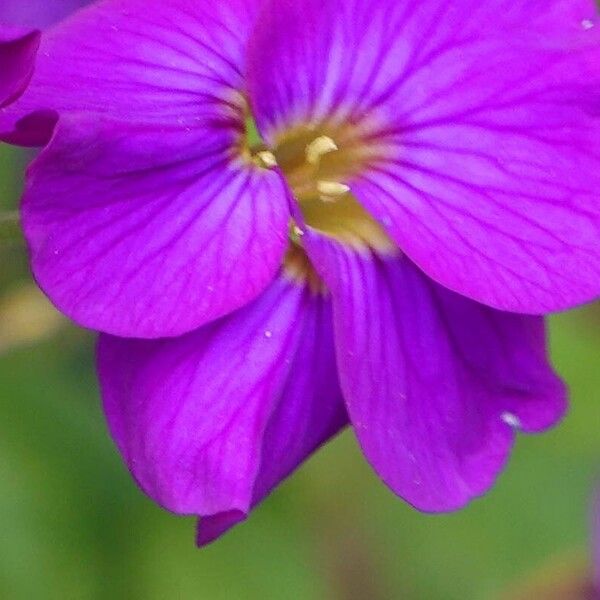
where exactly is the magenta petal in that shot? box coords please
[0,27,40,108]
[1,0,258,145]
[197,287,346,545]
[23,118,290,337]
[98,273,346,532]
[304,231,566,511]
[0,0,88,29]
[248,0,600,313]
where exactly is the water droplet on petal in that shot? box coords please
[501,412,522,429]
[581,18,595,30]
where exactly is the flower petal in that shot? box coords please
[248,0,600,313]
[23,118,290,337]
[197,283,346,545]
[1,0,258,145]
[97,273,346,534]
[304,231,567,511]
[0,27,40,108]
[0,0,88,28]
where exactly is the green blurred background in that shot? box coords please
[0,144,598,600]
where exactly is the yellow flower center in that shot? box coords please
[240,112,397,289]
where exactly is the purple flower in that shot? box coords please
[0,2,85,116]
[0,26,39,109]
[2,0,599,544]
[0,0,89,29]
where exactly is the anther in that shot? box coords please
[306,136,338,165]
[317,180,351,201]
[255,150,278,168]
[292,224,305,238]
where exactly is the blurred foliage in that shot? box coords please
[0,142,599,600]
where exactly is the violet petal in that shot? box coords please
[97,273,346,534]
[23,117,290,338]
[0,27,39,108]
[1,0,259,145]
[248,0,600,313]
[304,230,567,511]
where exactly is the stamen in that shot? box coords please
[289,222,306,244]
[283,244,326,294]
[270,121,396,253]
[316,180,351,199]
[255,150,278,168]
[306,135,338,165]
